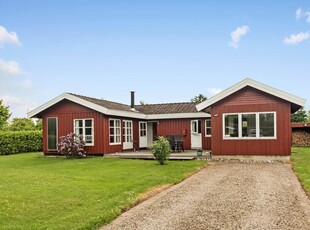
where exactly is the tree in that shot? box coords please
[190,94,207,103]
[0,100,11,130]
[291,108,308,123]
[35,119,42,130]
[6,118,37,131]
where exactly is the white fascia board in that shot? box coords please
[28,93,109,118]
[28,93,147,119]
[196,78,306,111]
[107,109,146,119]
[146,112,210,120]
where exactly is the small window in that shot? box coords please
[205,118,211,136]
[109,119,121,144]
[47,117,58,150]
[74,119,94,145]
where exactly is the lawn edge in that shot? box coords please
[103,161,208,227]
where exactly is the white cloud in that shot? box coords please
[0,26,21,47]
[208,88,222,95]
[0,95,37,118]
[283,32,310,45]
[229,25,250,48]
[22,79,32,88]
[0,59,22,75]
[296,7,302,20]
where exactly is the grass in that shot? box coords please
[291,147,310,195]
[0,152,206,230]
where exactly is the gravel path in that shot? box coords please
[101,162,310,230]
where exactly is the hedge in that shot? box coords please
[0,130,42,155]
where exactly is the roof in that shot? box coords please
[196,78,306,113]
[28,93,209,119]
[70,93,133,112]
[135,102,198,114]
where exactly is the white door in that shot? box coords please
[123,120,133,150]
[191,120,202,149]
[139,122,147,148]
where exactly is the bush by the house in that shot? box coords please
[58,132,86,158]
[151,136,171,165]
[0,130,42,155]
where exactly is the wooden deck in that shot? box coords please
[105,150,212,160]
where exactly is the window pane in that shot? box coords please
[260,113,274,137]
[110,120,114,127]
[85,119,92,127]
[85,136,92,143]
[85,128,92,135]
[110,136,114,143]
[48,118,57,150]
[242,114,256,137]
[225,115,239,137]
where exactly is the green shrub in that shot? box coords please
[151,136,171,165]
[0,130,42,155]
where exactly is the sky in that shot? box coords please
[0,0,309,119]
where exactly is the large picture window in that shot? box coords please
[74,118,94,145]
[223,112,276,139]
[109,119,121,144]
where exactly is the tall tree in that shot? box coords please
[291,108,308,123]
[6,118,37,131]
[0,100,11,130]
[190,94,207,103]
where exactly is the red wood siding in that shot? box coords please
[156,118,211,150]
[211,87,292,156]
[42,100,106,154]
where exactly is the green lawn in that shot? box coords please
[291,147,310,194]
[0,153,206,230]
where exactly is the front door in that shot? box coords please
[123,120,133,150]
[191,120,202,149]
[139,121,147,148]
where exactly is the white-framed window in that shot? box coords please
[109,119,121,145]
[74,118,94,145]
[223,112,276,140]
[205,118,211,136]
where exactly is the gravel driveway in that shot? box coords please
[101,162,310,230]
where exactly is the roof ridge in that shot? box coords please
[136,101,196,106]
[69,93,130,107]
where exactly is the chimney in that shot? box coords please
[130,91,135,110]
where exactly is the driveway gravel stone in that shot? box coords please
[101,162,310,230]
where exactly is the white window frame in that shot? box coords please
[205,118,211,137]
[109,118,121,145]
[73,118,94,146]
[223,112,276,140]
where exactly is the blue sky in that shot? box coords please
[0,0,309,118]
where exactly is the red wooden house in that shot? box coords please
[28,78,305,159]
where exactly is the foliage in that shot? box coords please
[0,152,206,230]
[291,147,310,194]
[35,119,42,130]
[0,100,11,130]
[5,118,37,131]
[190,93,207,103]
[151,136,171,165]
[58,132,86,158]
[291,108,308,123]
[0,130,42,155]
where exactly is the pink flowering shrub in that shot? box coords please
[58,132,86,158]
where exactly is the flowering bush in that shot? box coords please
[58,132,86,158]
